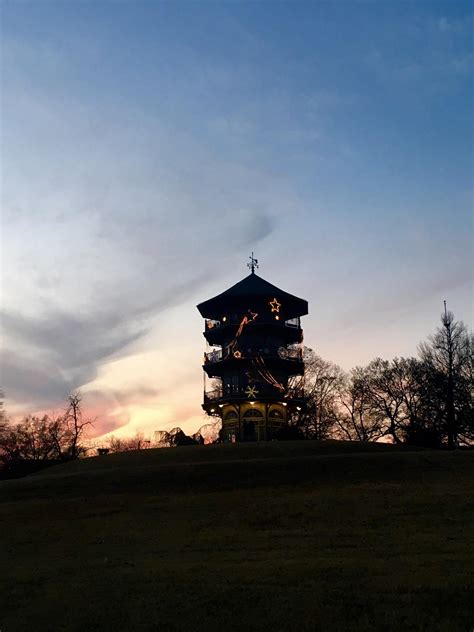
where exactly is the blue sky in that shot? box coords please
[1,1,472,436]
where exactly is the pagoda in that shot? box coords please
[197,255,308,442]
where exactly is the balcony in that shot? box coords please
[203,386,305,404]
[204,345,303,364]
[204,349,223,363]
[205,316,301,330]
[205,319,221,331]
[204,388,223,403]
[279,347,303,361]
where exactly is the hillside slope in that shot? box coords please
[1,441,473,632]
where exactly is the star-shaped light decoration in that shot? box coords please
[269,297,281,313]
[233,350,242,359]
[245,385,259,399]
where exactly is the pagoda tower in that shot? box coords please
[197,255,308,442]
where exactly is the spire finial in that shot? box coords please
[247,252,259,274]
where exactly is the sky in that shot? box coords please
[1,0,472,439]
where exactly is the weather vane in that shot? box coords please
[247,252,259,274]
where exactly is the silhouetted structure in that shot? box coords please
[197,256,308,441]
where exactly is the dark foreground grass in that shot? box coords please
[1,441,473,632]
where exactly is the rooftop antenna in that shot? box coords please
[247,252,259,274]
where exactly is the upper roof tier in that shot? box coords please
[197,273,308,320]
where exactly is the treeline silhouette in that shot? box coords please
[0,393,93,478]
[288,308,472,447]
[103,423,220,454]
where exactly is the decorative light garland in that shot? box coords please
[253,355,286,392]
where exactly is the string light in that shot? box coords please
[253,355,286,392]
[226,309,259,358]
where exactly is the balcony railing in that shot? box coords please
[205,319,221,330]
[204,387,306,403]
[205,349,223,363]
[204,388,223,403]
[279,347,303,360]
[204,346,303,364]
[205,315,301,330]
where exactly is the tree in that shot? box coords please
[339,359,397,444]
[64,392,93,458]
[107,432,151,453]
[0,392,94,466]
[288,349,345,440]
[419,307,473,447]
[193,420,221,444]
[0,391,6,434]
[168,427,199,447]
[334,366,385,442]
[385,357,444,447]
[153,427,199,448]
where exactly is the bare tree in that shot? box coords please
[0,391,6,434]
[107,432,151,453]
[361,358,409,444]
[334,367,385,442]
[288,348,345,440]
[419,307,473,447]
[0,392,94,466]
[193,420,221,444]
[154,430,172,447]
[64,392,93,458]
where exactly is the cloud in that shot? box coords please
[1,348,77,405]
[436,15,472,33]
[0,269,213,409]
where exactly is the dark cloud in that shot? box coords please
[0,348,76,404]
[236,211,275,246]
[0,272,211,410]
[2,310,146,371]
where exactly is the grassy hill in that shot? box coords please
[1,441,473,631]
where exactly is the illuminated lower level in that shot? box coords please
[218,401,288,442]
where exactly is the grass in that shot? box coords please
[1,440,473,631]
